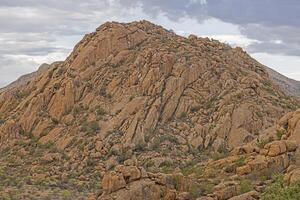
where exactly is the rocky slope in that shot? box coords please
[0,20,299,199]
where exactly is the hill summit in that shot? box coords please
[0,20,299,199]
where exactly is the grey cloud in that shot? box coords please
[247,42,300,56]
[241,24,300,55]
[119,0,300,27]
[118,0,300,56]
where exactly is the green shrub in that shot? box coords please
[181,165,203,178]
[190,105,201,113]
[53,83,61,90]
[96,106,107,116]
[161,165,174,174]
[224,165,235,173]
[188,182,214,199]
[134,142,146,152]
[179,112,187,119]
[189,183,203,199]
[15,90,30,99]
[89,121,99,131]
[151,134,178,150]
[235,156,246,167]
[107,149,119,157]
[276,130,284,140]
[261,174,300,200]
[257,138,273,149]
[61,190,72,200]
[211,146,229,161]
[80,121,100,135]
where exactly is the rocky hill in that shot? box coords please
[0,20,299,199]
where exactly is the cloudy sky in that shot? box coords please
[0,0,300,87]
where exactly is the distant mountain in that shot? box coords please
[0,63,50,93]
[265,66,300,98]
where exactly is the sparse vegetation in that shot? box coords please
[80,120,100,135]
[261,174,300,200]
[212,145,229,161]
[181,164,203,178]
[276,130,284,140]
[179,112,187,119]
[15,90,30,99]
[188,182,214,199]
[151,134,179,150]
[96,106,107,116]
[257,138,273,149]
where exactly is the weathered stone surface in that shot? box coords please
[102,171,126,194]
[228,191,259,200]
[214,182,238,200]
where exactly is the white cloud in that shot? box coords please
[188,0,207,6]
[203,34,261,48]
[251,53,300,81]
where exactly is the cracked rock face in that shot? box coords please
[0,20,299,199]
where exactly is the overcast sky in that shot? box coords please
[0,0,300,87]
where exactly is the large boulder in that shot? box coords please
[102,171,126,194]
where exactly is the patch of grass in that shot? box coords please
[240,179,253,194]
[276,130,284,140]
